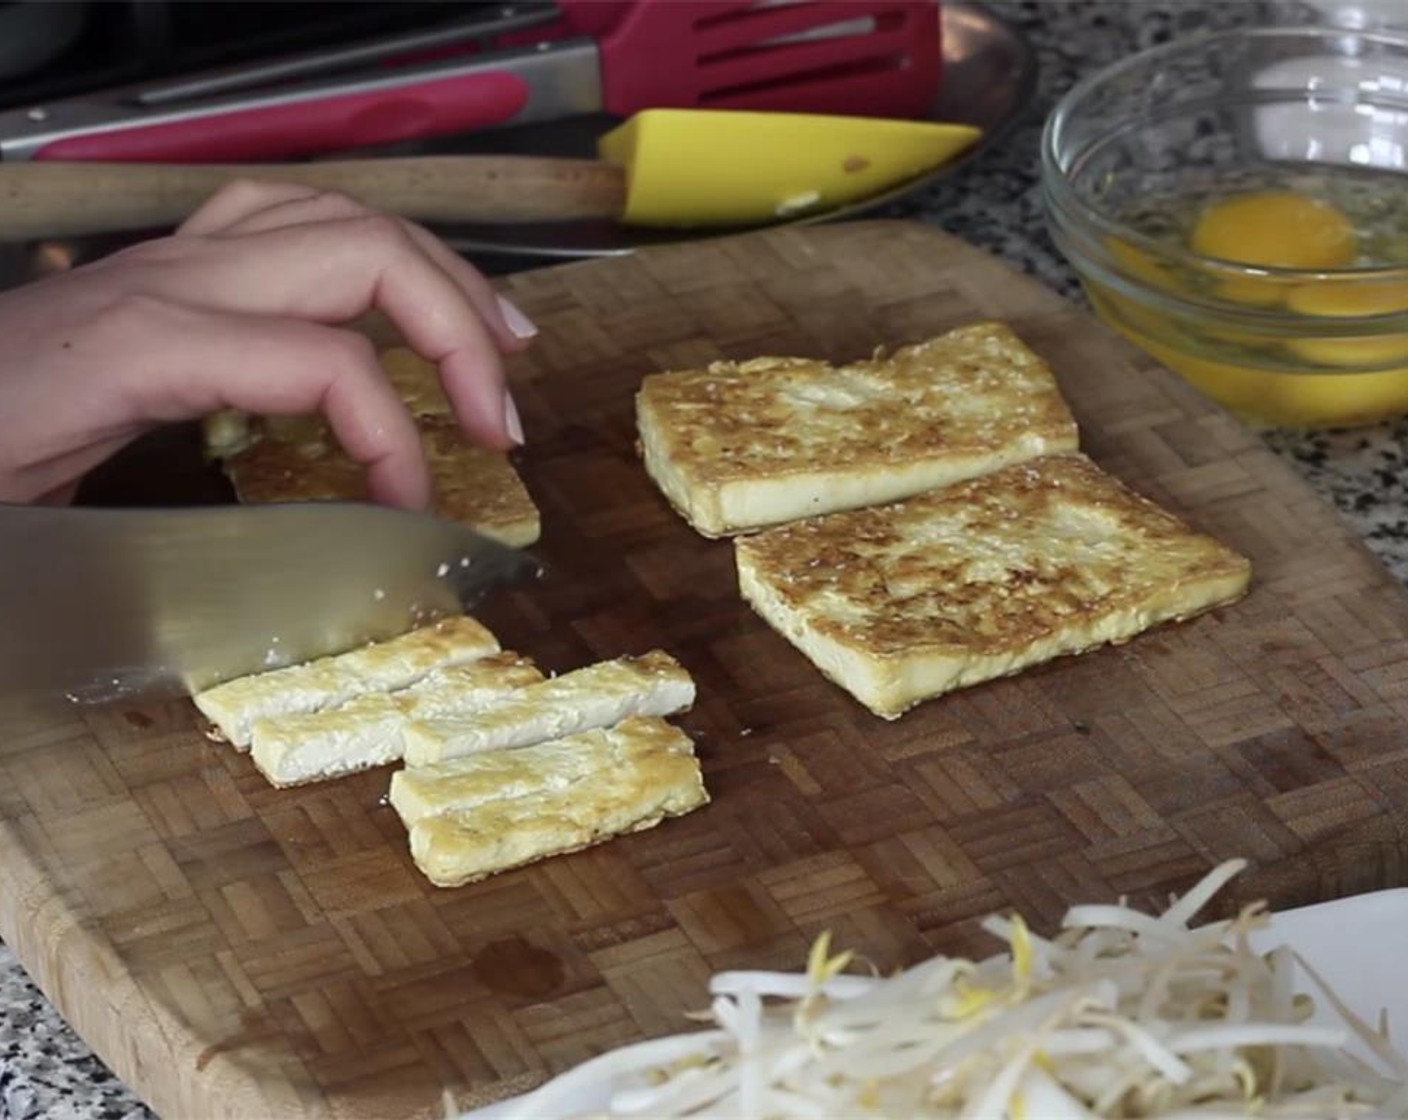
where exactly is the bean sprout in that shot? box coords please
[491,860,1408,1119]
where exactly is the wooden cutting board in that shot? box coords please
[5,220,1408,1119]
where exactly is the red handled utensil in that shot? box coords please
[0,1,943,164]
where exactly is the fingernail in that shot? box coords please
[497,295,538,340]
[504,392,525,446]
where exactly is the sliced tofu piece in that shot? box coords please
[225,415,541,548]
[735,452,1253,719]
[401,650,695,766]
[192,616,500,749]
[636,321,1080,537]
[248,653,543,787]
[400,716,708,887]
[390,716,636,826]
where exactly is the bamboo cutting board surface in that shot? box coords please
[5,220,1408,1118]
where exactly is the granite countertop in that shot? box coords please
[6,2,1408,1117]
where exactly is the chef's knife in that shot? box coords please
[0,501,537,704]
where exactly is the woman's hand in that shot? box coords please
[0,179,537,507]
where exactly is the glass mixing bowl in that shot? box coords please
[1042,24,1408,428]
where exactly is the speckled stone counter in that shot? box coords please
[5,2,1408,1116]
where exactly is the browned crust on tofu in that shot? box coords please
[226,416,540,548]
[378,346,454,418]
[636,321,1078,488]
[403,715,709,887]
[734,452,1252,716]
[216,344,539,546]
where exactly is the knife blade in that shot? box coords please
[0,501,537,704]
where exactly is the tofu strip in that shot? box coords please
[193,616,500,748]
[398,716,708,887]
[248,654,542,787]
[400,650,695,766]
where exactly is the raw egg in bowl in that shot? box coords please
[1042,24,1408,429]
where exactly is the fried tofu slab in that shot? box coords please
[637,322,1079,537]
[735,453,1252,719]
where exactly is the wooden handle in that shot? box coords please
[0,157,629,240]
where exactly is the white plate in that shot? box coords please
[463,889,1408,1118]
[1252,887,1408,1070]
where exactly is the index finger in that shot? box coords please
[122,214,518,450]
[100,297,433,508]
[208,188,538,355]
[176,179,324,236]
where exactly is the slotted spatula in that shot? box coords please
[1,1,943,163]
[574,0,943,119]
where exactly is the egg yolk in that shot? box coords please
[1191,190,1358,271]
[1208,275,1297,309]
[1285,280,1408,317]
[1090,187,1408,426]
[1189,191,1358,308]
[1281,280,1408,367]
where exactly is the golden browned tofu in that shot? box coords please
[377,346,454,417]
[192,616,501,748]
[397,716,709,887]
[734,453,1252,719]
[226,416,540,548]
[400,650,696,766]
[248,653,543,787]
[215,344,539,547]
[636,322,1079,537]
